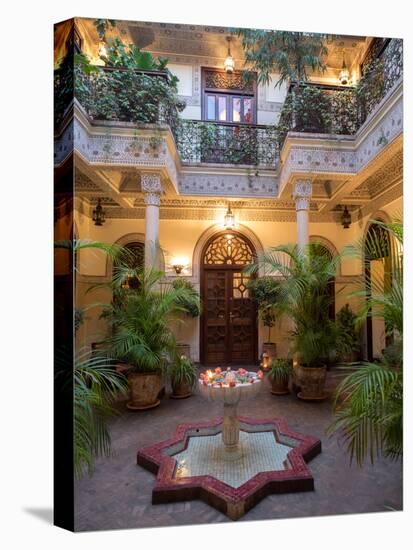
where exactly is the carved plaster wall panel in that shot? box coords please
[178,174,279,198]
[71,118,179,190]
[281,147,358,190]
[356,93,403,172]
[54,121,74,166]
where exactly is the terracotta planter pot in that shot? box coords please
[297,365,327,401]
[177,343,191,359]
[270,376,290,395]
[171,380,193,399]
[262,342,277,359]
[127,372,163,410]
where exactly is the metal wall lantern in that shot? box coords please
[224,36,235,74]
[224,204,235,228]
[93,198,106,226]
[341,205,352,229]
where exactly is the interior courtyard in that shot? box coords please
[54,18,403,530]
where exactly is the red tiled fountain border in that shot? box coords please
[137,417,322,520]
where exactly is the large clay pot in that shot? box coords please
[127,372,163,410]
[270,376,290,395]
[262,342,277,360]
[297,365,327,401]
[171,380,192,399]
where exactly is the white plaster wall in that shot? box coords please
[168,63,193,97]
[180,105,202,120]
[257,110,280,125]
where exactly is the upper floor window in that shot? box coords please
[202,68,257,124]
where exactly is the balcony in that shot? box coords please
[174,120,279,168]
[58,38,402,175]
[278,38,403,146]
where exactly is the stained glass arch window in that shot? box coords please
[203,232,255,266]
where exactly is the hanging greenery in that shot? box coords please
[233,29,328,87]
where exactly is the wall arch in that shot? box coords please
[105,232,165,278]
[309,234,341,276]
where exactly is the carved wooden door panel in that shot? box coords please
[204,270,228,364]
[229,271,256,364]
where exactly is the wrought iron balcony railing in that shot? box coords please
[173,120,279,168]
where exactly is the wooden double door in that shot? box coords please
[202,267,257,365]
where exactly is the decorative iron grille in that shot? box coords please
[174,120,279,167]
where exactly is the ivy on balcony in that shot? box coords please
[54,50,185,129]
[277,84,358,145]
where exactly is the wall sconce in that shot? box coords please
[224,204,235,229]
[171,257,189,275]
[92,198,106,226]
[339,53,350,85]
[341,205,352,229]
[98,41,108,59]
[224,36,235,74]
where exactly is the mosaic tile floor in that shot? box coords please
[173,431,291,488]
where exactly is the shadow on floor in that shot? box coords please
[24,507,53,524]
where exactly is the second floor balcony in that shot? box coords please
[56,38,402,171]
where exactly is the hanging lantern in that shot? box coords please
[224,36,235,74]
[224,204,235,228]
[339,53,350,85]
[341,206,352,229]
[92,198,106,226]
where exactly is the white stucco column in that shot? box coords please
[142,173,162,270]
[292,179,312,250]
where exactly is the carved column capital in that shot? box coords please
[292,179,312,211]
[141,172,162,193]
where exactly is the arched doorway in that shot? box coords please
[364,221,392,360]
[200,230,258,365]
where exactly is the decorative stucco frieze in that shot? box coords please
[280,147,358,191]
[101,203,334,223]
[178,173,279,198]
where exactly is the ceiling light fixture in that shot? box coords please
[339,52,350,85]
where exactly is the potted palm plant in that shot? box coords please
[169,355,198,399]
[171,278,201,359]
[268,358,292,395]
[103,265,194,410]
[328,218,403,465]
[247,277,280,360]
[247,243,339,400]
